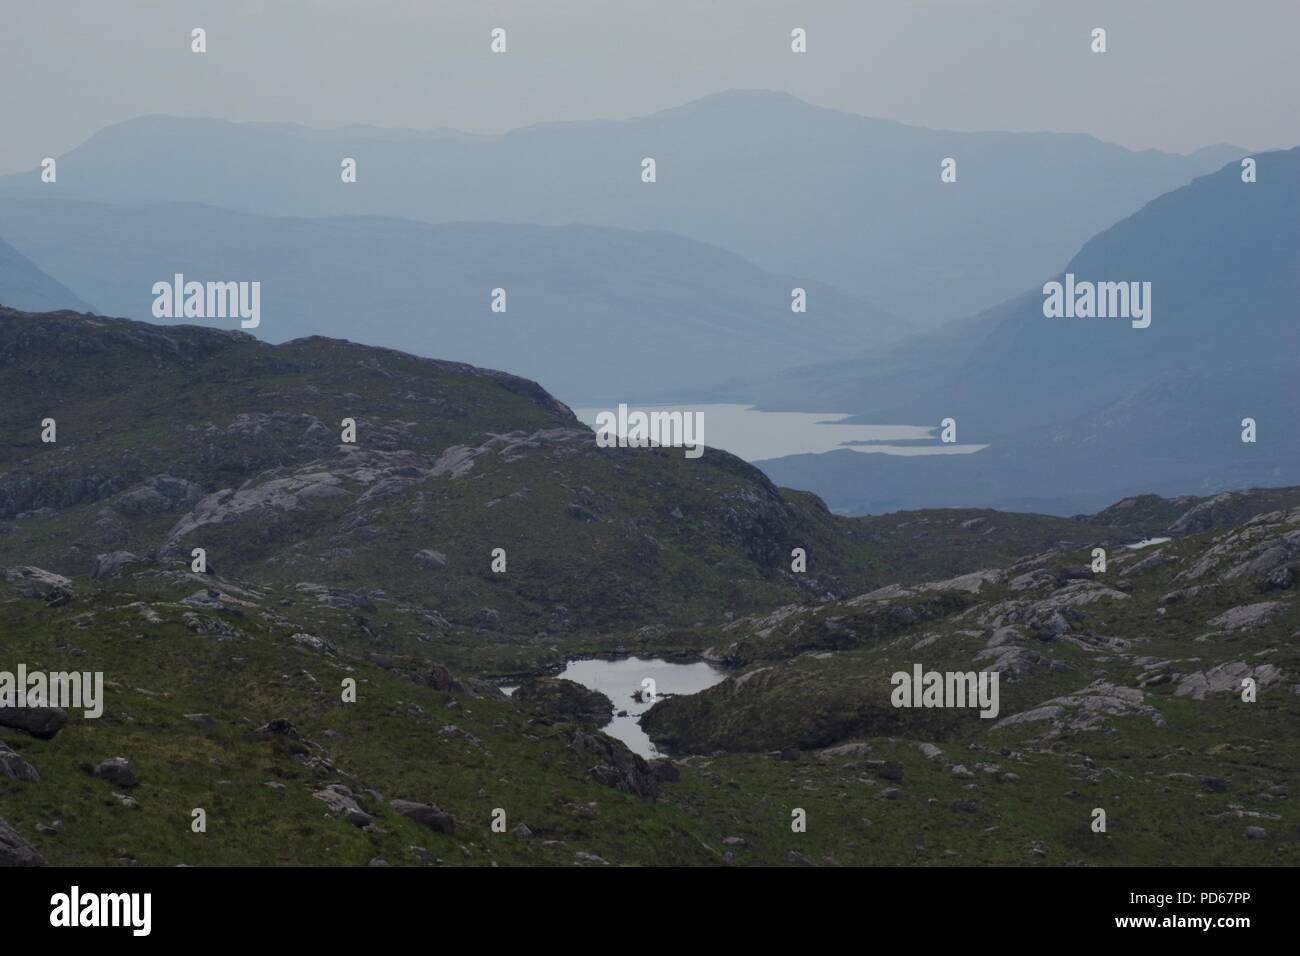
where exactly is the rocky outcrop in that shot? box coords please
[91,550,148,579]
[0,704,68,740]
[93,757,139,789]
[313,785,373,826]
[1174,662,1285,700]
[850,568,1005,602]
[568,729,659,800]
[994,681,1164,735]
[161,469,354,554]
[1120,548,1178,577]
[974,641,1057,680]
[514,677,613,727]
[1207,602,1286,631]
[978,580,1128,640]
[291,632,337,654]
[414,548,448,569]
[2,566,73,606]
[1168,492,1251,536]
[254,718,300,738]
[712,590,974,666]
[0,743,39,782]
[0,818,44,866]
[389,798,456,834]
[108,474,204,516]
[1176,508,1300,584]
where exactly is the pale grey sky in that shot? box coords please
[3,0,1296,174]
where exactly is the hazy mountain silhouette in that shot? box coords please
[0,91,1244,325]
[0,236,94,313]
[750,147,1300,514]
[0,198,893,404]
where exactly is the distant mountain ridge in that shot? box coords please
[0,198,895,405]
[0,236,94,313]
[748,146,1300,514]
[0,90,1246,325]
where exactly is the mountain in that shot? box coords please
[5,469,1298,866]
[744,147,1300,514]
[0,198,893,405]
[927,146,1300,437]
[2,306,1270,674]
[3,306,1295,867]
[0,92,1245,325]
[0,236,93,313]
[0,306,893,676]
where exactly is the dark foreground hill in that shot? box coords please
[0,307,882,674]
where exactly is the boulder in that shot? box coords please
[313,786,373,827]
[291,632,337,654]
[0,818,44,866]
[91,551,147,579]
[254,718,299,738]
[389,799,456,835]
[2,566,73,605]
[1207,602,1285,631]
[874,761,905,782]
[0,743,39,782]
[817,741,871,761]
[110,475,203,516]
[414,549,448,569]
[0,705,68,740]
[93,757,138,789]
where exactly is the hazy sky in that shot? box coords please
[3,0,1296,174]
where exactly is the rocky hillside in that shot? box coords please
[638,503,1299,863]
[0,308,897,674]
[2,307,1250,677]
[3,498,1296,866]
[0,566,697,866]
[3,307,1297,866]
